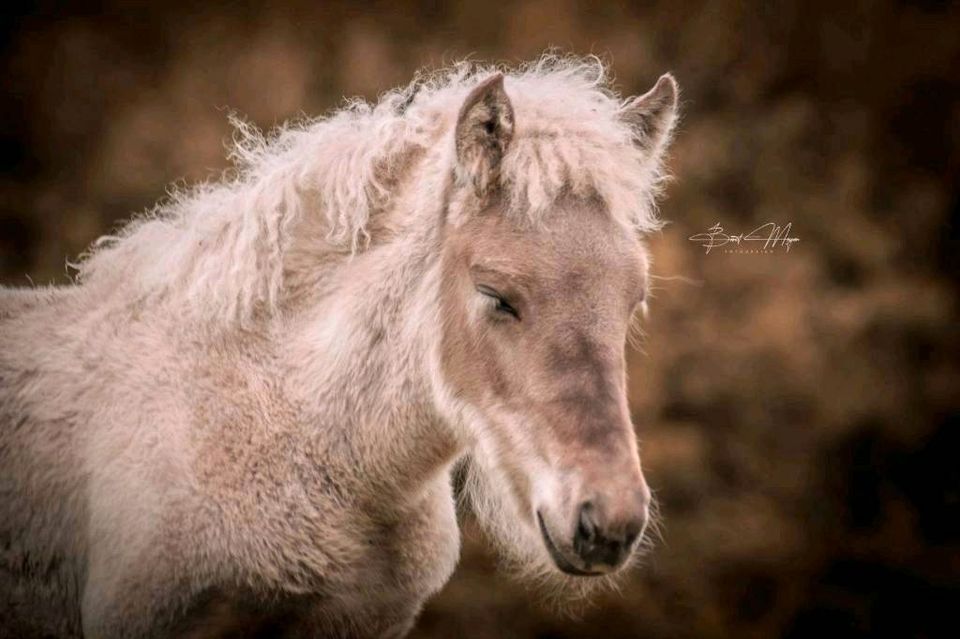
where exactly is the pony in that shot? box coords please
[0,56,679,638]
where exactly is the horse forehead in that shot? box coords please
[537,211,644,284]
[478,204,638,262]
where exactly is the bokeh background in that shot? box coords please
[2,1,958,637]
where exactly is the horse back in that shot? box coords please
[0,285,65,319]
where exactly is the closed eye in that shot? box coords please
[477,285,520,320]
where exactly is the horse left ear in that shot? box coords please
[455,73,515,197]
[621,73,679,162]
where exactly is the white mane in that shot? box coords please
[76,55,670,324]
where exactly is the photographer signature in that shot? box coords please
[688,222,800,254]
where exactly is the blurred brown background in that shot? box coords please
[2,1,958,637]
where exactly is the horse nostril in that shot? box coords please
[571,498,645,570]
[576,501,597,543]
[623,520,642,548]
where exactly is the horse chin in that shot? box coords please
[523,551,627,612]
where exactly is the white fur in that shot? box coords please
[0,55,674,637]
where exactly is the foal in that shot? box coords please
[0,58,678,637]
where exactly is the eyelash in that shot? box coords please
[477,286,520,320]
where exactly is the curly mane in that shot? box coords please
[76,55,672,324]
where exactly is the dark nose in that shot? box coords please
[572,498,646,570]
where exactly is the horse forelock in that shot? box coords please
[74,54,672,326]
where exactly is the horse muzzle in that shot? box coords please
[537,491,647,576]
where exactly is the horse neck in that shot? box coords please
[280,223,461,495]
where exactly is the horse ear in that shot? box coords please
[455,73,515,197]
[622,73,679,161]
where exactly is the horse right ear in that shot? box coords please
[621,73,679,163]
[454,73,515,198]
